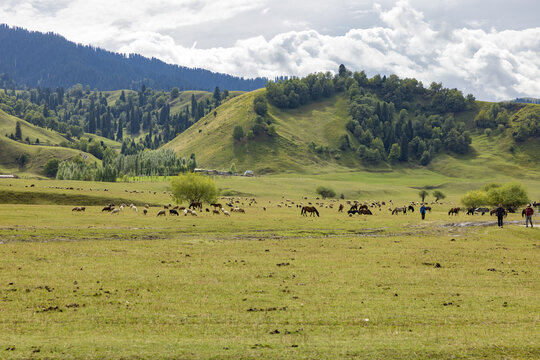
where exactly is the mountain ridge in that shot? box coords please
[0,24,266,92]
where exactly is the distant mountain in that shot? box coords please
[0,24,266,91]
[513,97,540,105]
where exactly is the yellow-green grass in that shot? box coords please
[0,137,100,177]
[0,109,67,145]
[80,133,122,151]
[0,196,538,359]
[164,90,365,174]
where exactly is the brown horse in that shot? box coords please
[210,203,222,209]
[189,202,202,211]
[301,206,319,217]
[448,207,460,215]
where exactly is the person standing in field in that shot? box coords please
[495,203,506,228]
[524,204,534,228]
[420,203,426,220]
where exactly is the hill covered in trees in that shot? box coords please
[0,24,266,92]
[165,66,540,174]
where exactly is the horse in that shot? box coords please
[189,202,203,211]
[358,209,373,215]
[466,208,475,215]
[391,207,407,215]
[359,204,369,211]
[448,207,460,215]
[210,203,222,209]
[102,205,114,212]
[301,206,320,217]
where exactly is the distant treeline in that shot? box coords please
[0,24,266,91]
[55,149,196,181]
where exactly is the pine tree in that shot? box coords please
[191,94,197,120]
[15,121,22,140]
[116,119,123,140]
[399,135,408,161]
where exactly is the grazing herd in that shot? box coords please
[68,193,537,223]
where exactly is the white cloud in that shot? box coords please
[0,0,539,100]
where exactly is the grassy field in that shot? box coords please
[0,175,539,359]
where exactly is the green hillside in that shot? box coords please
[0,135,99,176]
[0,108,67,145]
[164,89,540,176]
[164,90,364,173]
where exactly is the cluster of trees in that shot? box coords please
[232,95,276,141]
[0,25,266,92]
[56,155,117,182]
[461,183,529,210]
[52,149,196,181]
[475,102,540,142]
[347,93,471,165]
[0,84,227,150]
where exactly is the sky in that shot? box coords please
[1,0,539,100]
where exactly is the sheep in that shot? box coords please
[131,205,138,213]
[223,211,230,216]
[111,209,120,215]
[143,209,148,215]
[157,210,166,216]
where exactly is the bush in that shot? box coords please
[253,94,268,116]
[43,159,60,178]
[316,186,336,199]
[461,190,488,208]
[486,183,529,210]
[170,173,219,204]
[232,126,244,141]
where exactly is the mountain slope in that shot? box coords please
[0,136,99,176]
[0,108,67,144]
[164,89,540,175]
[0,24,266,91]
[164,90,364,173]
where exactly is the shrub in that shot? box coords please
[316,186,336,199]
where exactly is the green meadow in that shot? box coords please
[0,173,539,359]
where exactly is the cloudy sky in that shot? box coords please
[1,0,539,100]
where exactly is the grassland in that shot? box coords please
[0,174,539,359]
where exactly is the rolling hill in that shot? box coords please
[0,109,99,176]
[164,89,540,176]
[164,90,363,173]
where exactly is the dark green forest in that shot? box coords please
[0,24,266,91]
